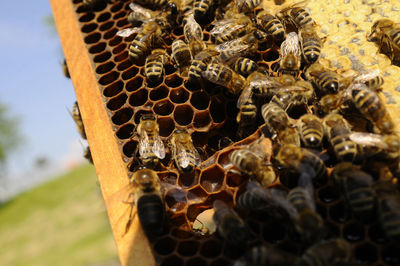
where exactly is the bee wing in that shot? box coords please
[353,69,381,83]
[184,14,203,42]
[152,135,166,159]
[116,27,142,37]
[237,85,253,108]
[349,132,389,149]
[215,40,250,60]
[270,188,298,219]
[210,19,237,34]
[281,32,301,57]
[138,132,150,158]
[128,3,154,21]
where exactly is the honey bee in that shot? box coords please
[299,24,323,65]
[351,69,384,92]
[171,39,192,74]
[202,63,246,95]
[298,114,324,148]
[123,167,165,236]
[183,11,206,56]
[193,0,213,22]
[210,13,252,44]
[230,137,276,186]
[71,101,86,140]
[134,0,169,10]
[170,128,201,173]
[62,58,70,79]
[215,32,259,61]
[235,0,262,13]
[278,32,301,77]
[261,102,300,146]
[368,19,400,63]
[213,200,253,246]
[256,9,286,42]
[299,238,352,266]
[232,57,258,77]
[136,114,166,168]
[188,48,220,84]
[83,146,93,164]
[270,79,314,112]
[349,83,394,134]
[236,96,258,140]
[274,144,327,184]
[323,113,358,162]
[277,0,315,30]
[316,93,341,116]
[144,48,169,82]
[305,62,341,95]
[82,0,107,9]
[332,162,376,223]
[373,180,400,240]
[242,244,299,266]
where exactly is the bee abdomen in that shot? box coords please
[317,72,339,93]
[203,63,233,85]
[129,39,148,61]
[302,127,323,147]
[233,57,258,76]
[193,0,210,20]
[292,8,314,28]
[288,189,308,210]
[302,39,321,64]
[172,40,191,67]
[137,194,165,235]
[189,60,206,83]
[391,29,400,47]
[145,60,164,82]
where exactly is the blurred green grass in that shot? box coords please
[0,164,119,266]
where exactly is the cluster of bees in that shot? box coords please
[73,0,400,265]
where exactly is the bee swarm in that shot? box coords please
[52,0,400,265]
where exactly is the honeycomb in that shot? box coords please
[64,0,400,265]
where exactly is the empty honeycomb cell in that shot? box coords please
[154,237,178,256]
[93,51,112,63]
[117,59,132,71]
[103,80,123,97]
[187,185,208,202]
[318,185,340,204]
[217,150,234,169]
[103,28,118,40]
[88,42,106,54]
[174,105,194,126]
[200,239,222,258]
[262,221,287,243]
[199,165,225,193]
[111,107,133,125]
[354,243,378,264]
[114,51,129,62]
[79,13,95,22]
[157,117,175,137]
[96,61,115,74]
[225,100,238,119]
[133,109,153,124]
[191,132,209,147]
[226,170,245,187]
[116,18,129,27]
[81,23,97,33]
[97,12,111,22]
[263,49,280,62]
[111,2,125,13]
[108,35,122,46]
[150,86,170,101]
[129,88,148,107]
[84,32,101,44]
[99,21,114,31]
[382,244,400,265]
[170,87,190,104]
[172,27,184,37]
[177,170,199,188]
[209,258,229,266]
[121,67,139,81]
[165,64,177,76]
[161,255,184,266]
[329,200,348,223]
[99,71,119,85]
[112,10,126,20]
[210,97,225,123]
[112,43,126,54]
[177,240,200,257]
[193,111,211,129]
[122,140,137,158]
[368,223,387,244]
[343,222,365,242]
[190,91,210,110]
[165,74,184,88]
[115,123,135,140]
[154,100,174,116]
[171,227,193,239]
[165,188,187,212]
[125,75,142,91]
[106,92,127,111]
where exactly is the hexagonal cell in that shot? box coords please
[117,59,132,71]
[165,188,187,212]
[113,10,126,20]
[154,100,174,116]
[262,220,287,243]
[97,12,111,22]
[368,223,387,244]
[329,200,348,223]
[177,240,200,257]
[210,96,226,123]
[122,140,137,158]
[122,67,139,81]
[116,18,129,27]
[354,243,378,264]
[106,93,127,111]
[172,27,184,37]
[191,131,209,147]
[150,86,170,101]
[199,165,225,193]
[115,123,134,139]
[103,28,118,40]
[316,203,327,219]
[165,74,184,88]
[226,169,245,187]
[170,87,189,104]
[81,23,97,33]
[171,227,193,239]
[187,185,208,203]
[173,105,194,126]
[203,32,210,42]
[95,61,115,74]
[193,111,211,130]
[382,244,400,265]
[93,51,112,63]
[154,236,178,256]
[209,258,229,266]
[103,80,123,97]
[88,42,106,54]
[165,64,177,75]
[263,49,280,62]
[343,221,365,242]
[217,150,234,169]
[318,185,340,204]
[177,170,199,188]
[114,51,128,62]
[133,109,153,125]
[99,21,114,31]
[187,204,211,222]
[110,1,125,12]
[190,91,210,110]
[111,108,133,125]
[79,13,95,23]
[112,43,127,54]
[200,239,222,258]
[99,71,119,85]
[108,35,122,46]
[125,75,143,92]
[129,88,148,107]
[157,117,175,137]
[84,32,101,44]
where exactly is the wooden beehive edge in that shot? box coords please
[49,0,156,265]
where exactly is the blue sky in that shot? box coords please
[0,1,84,197]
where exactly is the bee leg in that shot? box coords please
[122,192,137,235]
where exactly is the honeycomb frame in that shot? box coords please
[51,0,400,265]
